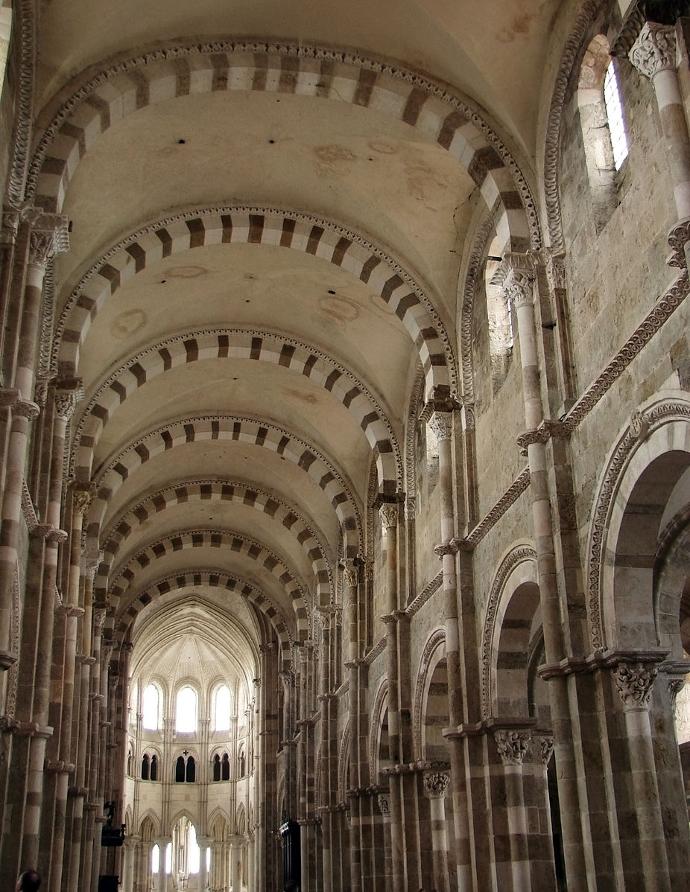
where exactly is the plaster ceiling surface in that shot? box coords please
[88,353,370,470]
[72,243,412,426]
[116,543,301,632]
[55,90,469,308]
[97,441,344,550]
[107,500,321,595]
[36,0,563,155]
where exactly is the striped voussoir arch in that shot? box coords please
[55,206,454,402]
[105,528,309,640]
[84,415,362,555]
[97,479,333,607]
[114,569,293,667]
[32,43,536,250]
[72,327,401,493]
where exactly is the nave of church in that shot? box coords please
[1,0,690,890]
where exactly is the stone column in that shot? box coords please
[494,730,531,892]
[375,789,392,884]
[0,214,68,671]
[229,837,242,891]
[503,258,589,889]
[423,769,451,892]
[612,660,671,890]
[41,385,82,892]
[524,734,557,890]
[630,21,690,249]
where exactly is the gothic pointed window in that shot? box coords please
[141,754,150,781]
[151,844,160,874]
[212,753,221,782]
[142,683,160,731]
[150,754,158,781]
[175,685,197,732]
[221,752,230,781]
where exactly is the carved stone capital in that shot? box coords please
[71,483,94,516]
[13,399,40,421]
[613,660,658,708]
[494,729,530,765]
[500,253,536,308]
[376,791,391,817]
[379,502,398,530]
[428,411,453,442]
[630,409,650,442]
[28,214,70,268]
[629,22,677,80]
[423,770,450,799]
[434,541,458,559]
[536,735,554,765]
[339,559,358,589]
[54,380,82,421]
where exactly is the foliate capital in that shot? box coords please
[379,502,398,531]
[376,791,391,816]
[629,22,677,80]
[428,410,453,442]
[339,559,358,589]
[28,214,70,268]
[613,660,657,708]
[71,484,94,516]
[423,770,450,799]
[503,269,535,309]
[494,729,530,765]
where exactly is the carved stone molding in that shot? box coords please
[463,467,531,551]
[423,770,450,799]
[629,22,677,79]
[494,729,530,765]
[613,661,657,708]
[667,218,690,269]
[587,399,690,649]
[412,628,446,758]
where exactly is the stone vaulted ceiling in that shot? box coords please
[32,0,562,656]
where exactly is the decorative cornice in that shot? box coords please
[562,272,689,435]
[462,467,531,550]
[6,0,36,208]
[629,21,677,79]
[21,479,38,530]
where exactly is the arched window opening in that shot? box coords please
[485,249,514,392]
[175,685,197,732]
[603,60,628,171]
[150,754,158,782]
[185,755,196,783]
[212,753,221,782]
[222,752,230,781]
[127,746,134,777]
[238,746,246,778]
[188,823,200,874]
[141,754,150,781]
[578,35,628,229]
[214,684,231,731]
[142,683,160,731]
[151,844,160,874]
[165,842,172,875]
[175,755,185,783]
